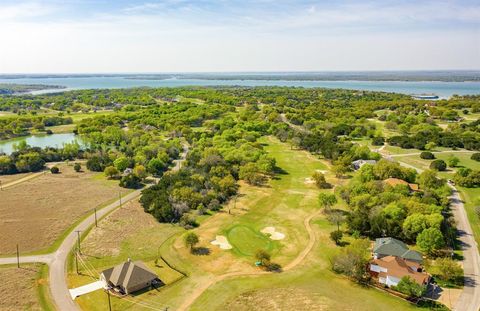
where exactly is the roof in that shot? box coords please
[372,256,429,285]
[352,159,377,169]
[383,178,419,191]
[101,260,158,291]
[374,237,423,263]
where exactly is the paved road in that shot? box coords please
[388,150,475,158]
[0,144,189,310]
[395,159,480,311]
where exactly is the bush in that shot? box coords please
[430,159,447,171]
[395,276,425,298]
[330,230,343,245]
[119,174,142,189]
[183,232,199,252]
[73,163,81,172]
[265,262,282,271]
[420,152,435,160]
[50,166,60,174]
[471,153,480,162]
[255,249,271,265]
[371,136,385,146]
[179,214,198,229]
[104,166,119,179]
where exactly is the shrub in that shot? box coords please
[447,156,460,168]
[395,276,426,298]
[183,232,199,252]
[420,152,435,160]
[50,166,60,174]
[119,174,142,189]
[73,163,81,172]
[265,262,282,272]
[104,166,119,179]
[471,153,480,162]
[255,249,271,265]
[312,171,330,189]
[330,230,343,245]
[430,159,447,171]
[371,136,385,146]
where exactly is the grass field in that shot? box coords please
[0,163,123,255]
[226,225,276,256]
[0,263,53,311]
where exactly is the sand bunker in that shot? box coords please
[304,177,316,184]
[261,227,286,240]
[315,169,328,174]
[211,235,232,250]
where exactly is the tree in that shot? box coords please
[119,174,142,189]
[50,166,60,174]
[331,238,370,282]
[255,249,271,265]
[435,258,463,282]
[425,142,437,151]
[133,164,147,179]
[147,158,166,176]
[73,163,81,172]
[15,152,45,172]
[327,211,345,231]
[312,171,330,189]
[430,159,447,171]
[104,166,119,179]
[239,162,266,186]
[395,276,425,298]
[318,193,337,213]
[330,230,343,245]
[417,227,445,255]
[471,153,480,162]
[114,156,130,172]
[420,152,435,160]
[402,213,428,241]
[447,156,460,168]
[417,170,444,190]
[183,232,199,252]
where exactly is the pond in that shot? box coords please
[0,133,83,155]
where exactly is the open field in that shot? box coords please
[0,171,33,186]
[0,163,123,255]
[0,263,53,311]
[71,136,415,310]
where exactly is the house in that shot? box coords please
[123,168,133,176]
[351,159,377,170]
[383,178,419,192]
[100,259,159,295]
[369,255,430,287]
[373,237,423,263]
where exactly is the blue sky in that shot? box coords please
[0,0,478,72]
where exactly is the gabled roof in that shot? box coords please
[374,237,423,263]
[101,260,158,291]
[372,256,429,285]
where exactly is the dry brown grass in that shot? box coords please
[223,287,332,311]
[0,264,43,311]
[0,164,122,255]
[0,171,33,186]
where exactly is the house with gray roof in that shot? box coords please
[373,237,423,263]
[100,259,159,295]
[351,159,377,170]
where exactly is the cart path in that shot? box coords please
[0,162,62,190]
[177,210,321,311]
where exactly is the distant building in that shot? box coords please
[351,159,377,170]
[100,259,159,295]
[383,178,419,192]
[123,168,133,176]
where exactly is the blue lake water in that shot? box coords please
[0,77,479,98]
[0,133,83,155]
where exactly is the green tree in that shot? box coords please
[318,193,337,213]
[133,164,147,179]
[114,156,130,172]
[430,159,447,171]
[147,158,166,176]
[50,166,60,174]
[420,152,435,160]
[395,276,425,298]
[330,230,343,245]
[312,171,330,189]
[183,232,199,252]
[417,227,445,255]
[447,156,460,168]
[435,258,463,283]
[402,213,428,241]
[73,163,81,172]
[104,166,119,179]
[239,162,265,186]
[331,238,370,282]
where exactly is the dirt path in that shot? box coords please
[177,210,321,311]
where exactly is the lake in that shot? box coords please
[0,76,479,98]
[0,133,83,155]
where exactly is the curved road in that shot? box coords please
[0,143,189,311]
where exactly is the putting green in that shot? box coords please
[226,225,274,256]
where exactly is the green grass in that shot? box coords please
[37,264,56,311]
[226,225,275,256]
[459,187,480,252]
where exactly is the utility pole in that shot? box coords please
[94,208,98,227]
[107,290,112,311]
[75,249,79,274]
[16,244,20,268]
[75,230,82,254]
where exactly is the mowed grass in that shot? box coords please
[459,187,480,252]
[227,225,275,256]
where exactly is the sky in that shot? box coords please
[0,0,479,73]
